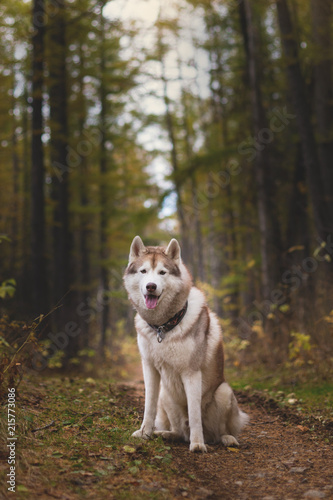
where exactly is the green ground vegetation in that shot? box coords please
[0,375,191,499]
[227,365,333,430]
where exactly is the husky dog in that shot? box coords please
[123,236,248,452]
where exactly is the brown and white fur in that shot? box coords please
[123,236,248,452]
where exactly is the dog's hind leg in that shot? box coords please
[154,402,170,432]
[155,388,189,442]
[154,393,183,440]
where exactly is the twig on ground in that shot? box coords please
[31,420,55,432]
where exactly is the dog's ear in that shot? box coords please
[129,236,145,262]
[166,238,181,263]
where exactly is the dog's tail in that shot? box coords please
[229,391,250,437]
[214,382,249,438]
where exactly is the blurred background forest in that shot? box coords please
[0,0,332,379]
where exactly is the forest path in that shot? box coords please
[121,380,333,500]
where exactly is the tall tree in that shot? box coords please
[98,3,110,354]
[75,41,91,349]
[239,0,275,298]
[206,11,240,316]
[156,16,191,265]
[48,0,71,327]
[276,0,333,242]
[179,68,205,281]
[311,0,333,210]
[31,0,47,313]
[10,72,20,276]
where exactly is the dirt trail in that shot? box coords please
[124,381,333,500]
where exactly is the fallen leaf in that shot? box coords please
[17,486,29,492]
[85,377,96,385]
[297,425,309,433]
[123,445,136,454]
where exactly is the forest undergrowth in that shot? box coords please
[0,367,332,500]
[1,314,333,499]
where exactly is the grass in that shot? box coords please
[0,374,190,499]
[226,364,333,422]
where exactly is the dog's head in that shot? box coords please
[123,236,191,321]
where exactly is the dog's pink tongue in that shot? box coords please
[145,295,158,309]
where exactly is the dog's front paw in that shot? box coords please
[190,442,207,453]
[132,428,152,440]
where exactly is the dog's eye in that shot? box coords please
[159,270,166,275]
[140,269,147,274]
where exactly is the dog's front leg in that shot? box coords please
[132,360,160,439]
[182,371,207,453]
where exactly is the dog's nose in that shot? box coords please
[146,282,157,293]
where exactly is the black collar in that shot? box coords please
[148,301,188,343]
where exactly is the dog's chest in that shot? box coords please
[138,332,194,374]
[144,336,190,401]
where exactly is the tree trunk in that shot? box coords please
[162,75,190,265]
[157,22,190,265]
[49,0,72,339]
[180,79,204,282]
[240,0,273,299]
[11,86,19,276]
[21,85,31,299]
[286,145,310,256]
[31,0,47,314]
[99,6,110,355]
[77,44,91,350]
[191,176,205,282]
[311,0,333,209]
[276,0,333,240]
[285,144,311,331]
[207,174,223,317]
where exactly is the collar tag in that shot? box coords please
[156,326,165,343]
